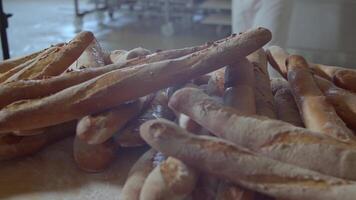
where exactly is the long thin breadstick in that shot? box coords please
[77,95,153,144]
[0,49,46,74]
[168,88,356,180]
[0,121,76,160]
[333,70,356,93]
[222,58,259,199]
[0,28,271,132]
[140,119,356,200]
[33,31,95,78]
[0,44,204,109]
[248,49,276,118]
[267,45,356,93]
[287,55,355,142]
[120,149,157,200]
[0,44,64,84]
[315,76,356,131]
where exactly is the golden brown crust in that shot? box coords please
[4,43,65,82]
[120,149,157,200]
[140,119,356,200]
[315,76,356,131]
[0,28,272,132]
[287,55,355,142]
[0,49,45,74]
[168,88,356,180]
[333,70,356,93]
[77,95,153,145]
[0,121,75,160]
[139,157,198,200]
[34,31,94,78]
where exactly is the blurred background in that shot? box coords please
[1,0,356,68]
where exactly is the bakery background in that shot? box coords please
[1,0,356,200]
[2,0,356,68]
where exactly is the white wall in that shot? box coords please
[232,0,356,68]
[287,0,356,67]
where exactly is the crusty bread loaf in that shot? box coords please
[5,45,64,82]
[287,55,355,142]
[0,49,45,74]
[222,57,267,200]
[73,136,117,172]
[0,121,75,160]
[0,27,272,132]
[248,49,276,118]
[168,87,356,180]
[140,119,356,200]
[333,69,356,93]
[315,76,356,131]
[33,31,94,78]
[77,95,153,145]
[0,44,64,84]
[267,45,356,92]
[139,157,198,200]
[120,149,157,200]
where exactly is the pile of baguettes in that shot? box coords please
[1,27,356,200]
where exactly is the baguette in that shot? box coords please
[267,45,356,91]
[0,49,45,74]
[223,60,265,199]
[140,119,356,200]
[0,44,64,84]
[0,121,75,160]
[115,90,175,147]
[120,149,157,200]
[77,95,153,145]
[5,41,79,82]
[73,136,117,172]
[0,43,209,108]
[315,76,356,131]
[140,157,198,200]
[168,88,356,180]
[271,79,303,127]
[333,69,356,93]
[0,27,272,132]
[287,55,355,142]
[248,49,276,118]
[33,31,94,78]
